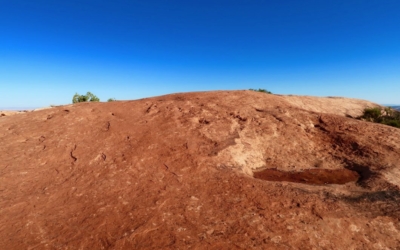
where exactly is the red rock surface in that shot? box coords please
[1,91,399,249]
[0,110,27,117]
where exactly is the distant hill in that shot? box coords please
[390,106,400,111]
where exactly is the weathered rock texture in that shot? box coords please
[1,91,399,249]
[0,110,27,117]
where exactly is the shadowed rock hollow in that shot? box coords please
[1,90,399,249]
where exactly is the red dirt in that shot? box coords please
[1,90,400,249]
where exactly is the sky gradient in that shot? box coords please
[1,0,400,109]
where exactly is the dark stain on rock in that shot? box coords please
[253,168,359,185]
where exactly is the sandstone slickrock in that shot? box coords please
[1,90,399,249]
[0,110,27,117]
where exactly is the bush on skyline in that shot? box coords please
[249,88,272,94]
[72,92,100,103]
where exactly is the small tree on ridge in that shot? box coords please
[72,92,100,103]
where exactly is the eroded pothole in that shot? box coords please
[253,168,359,185]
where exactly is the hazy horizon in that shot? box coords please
[1,1,399,107]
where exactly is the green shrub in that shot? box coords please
[72,92,100,103]
[360,107,400,129]
[107,98,116,102]
[249,88,272,94]
[382,119,400,128]
[362,107,381,120]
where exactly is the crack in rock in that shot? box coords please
[70,145,77,163]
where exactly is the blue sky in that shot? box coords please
[1,0,399,108]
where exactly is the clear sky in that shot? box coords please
[1,0,399,109]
